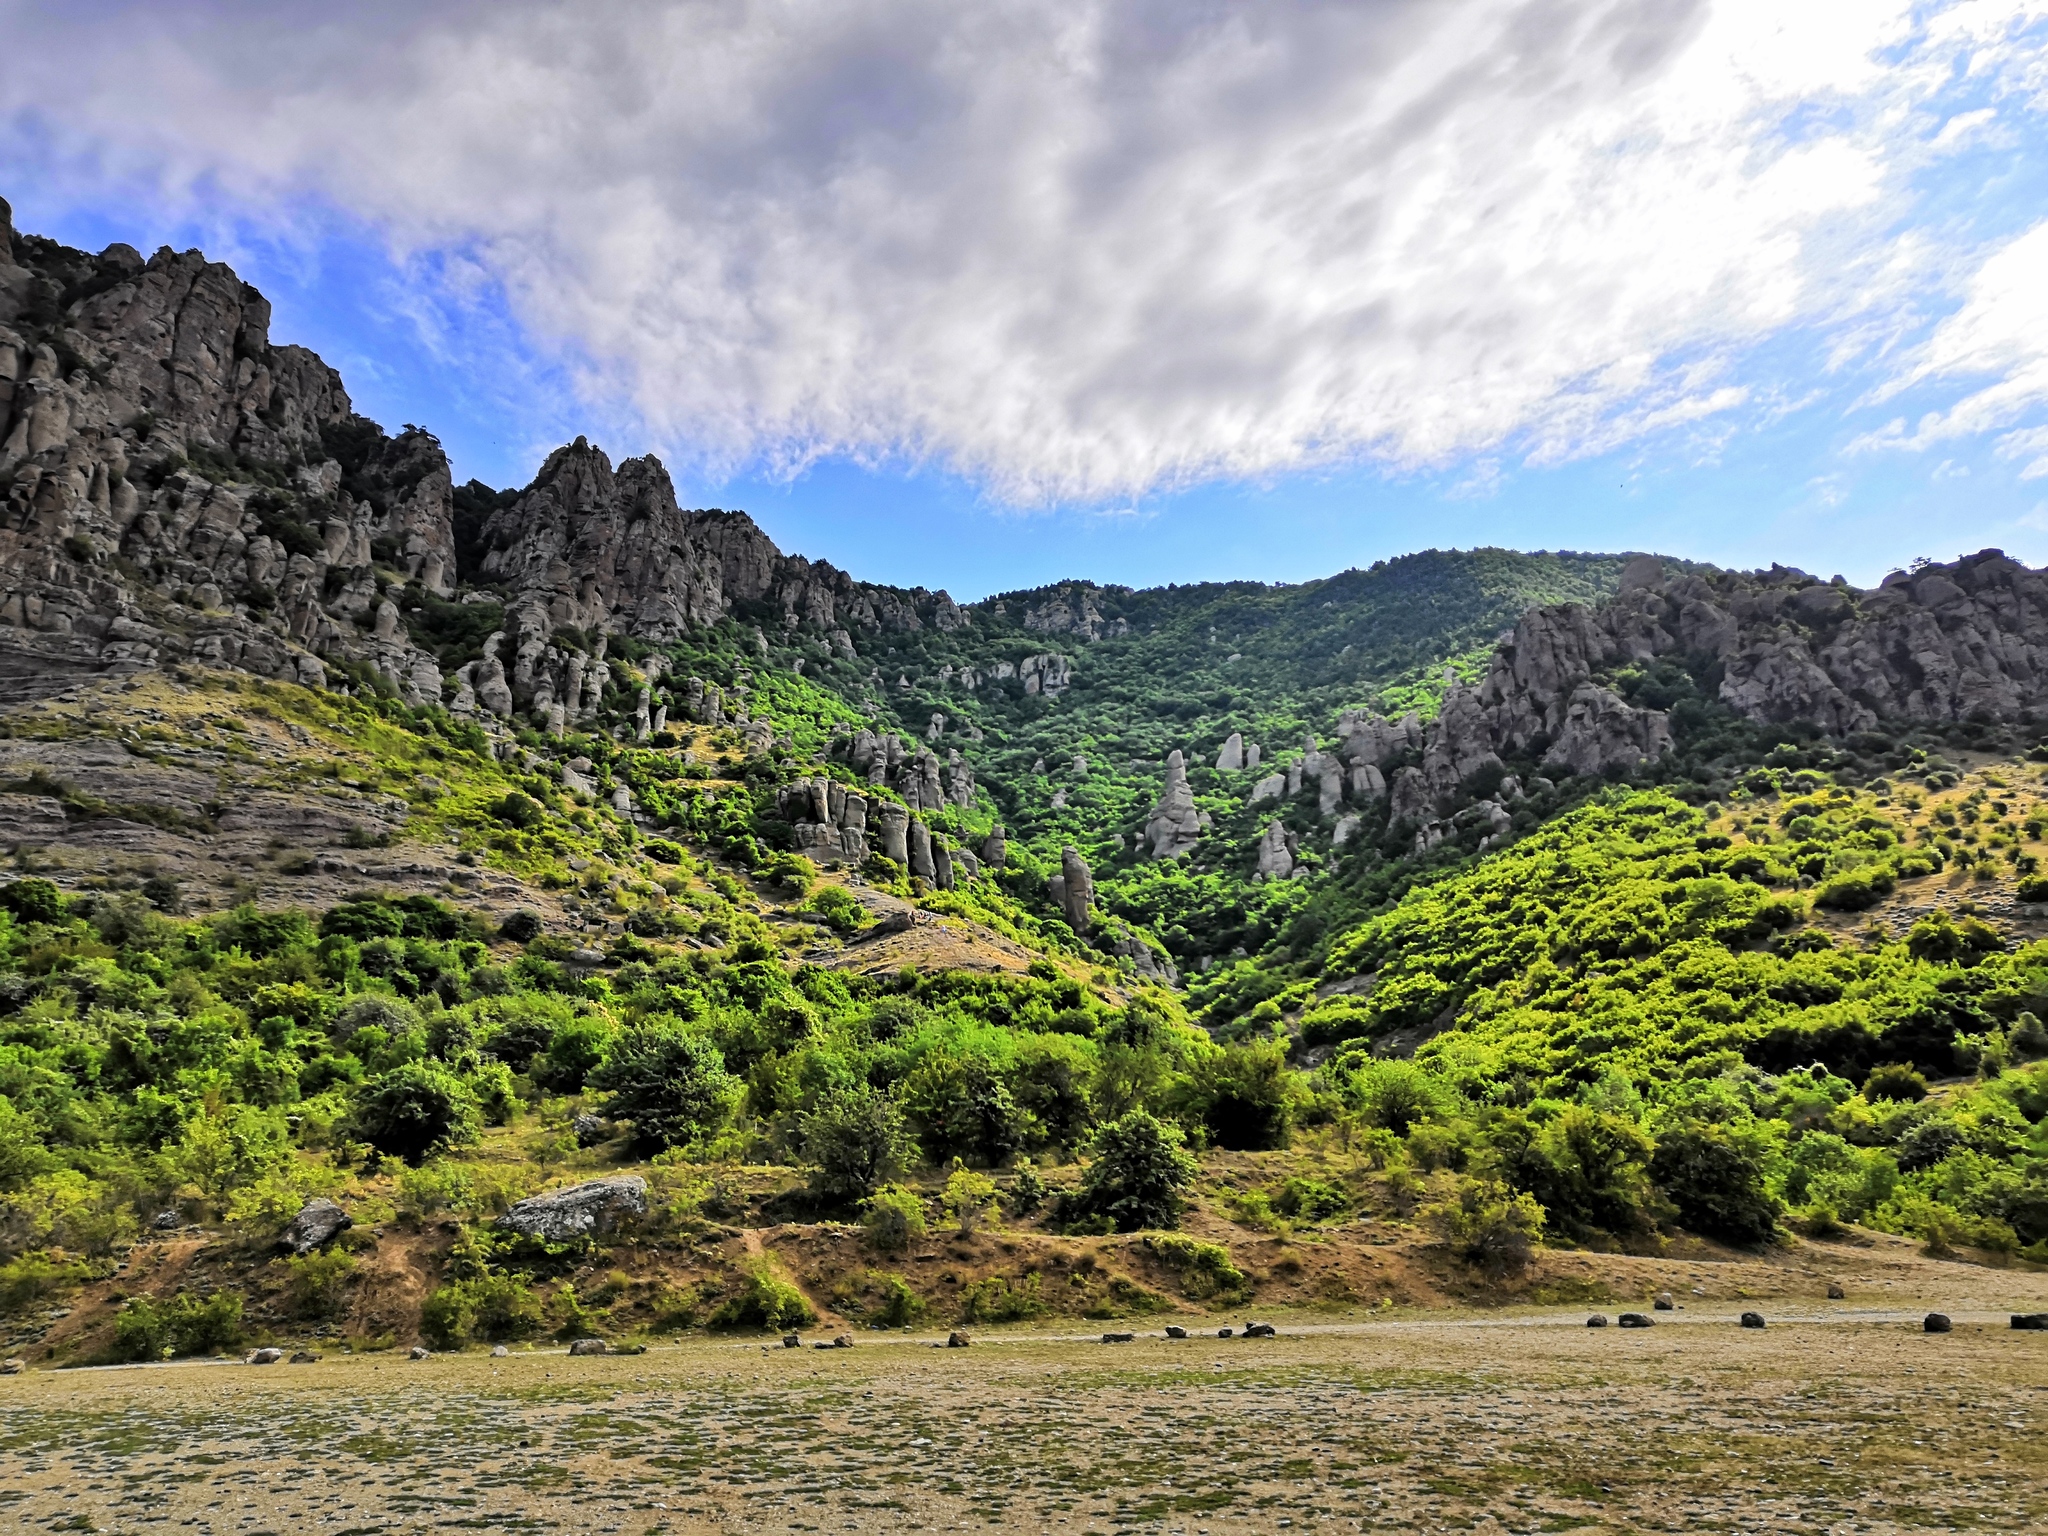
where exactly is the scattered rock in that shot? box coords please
[1923,1313,1952,1334]
[1242,1322,1277,1339]
[1164,1325,1188,1339]
[1217,1328,1234,1338]
[1100,1332,1136,1344]
[279,1197,352,1256]
[247,1347,285,1365]
[1827,1282,1846,1300]
[491,1344,510,1357]
[1740,1312,1766,1330]
[947,1331,971,1348]
[498,1176,648,1241]
[2011,1313,2048,1330]
[409,1346,432,1360]
[151,1210,180,1231]
[0,1358,22,1375]
[1618,1313,1653,1329]
[568,1338,608,1356]
[832,1335,853,1348]
[1653,1292,1675,1311]
[782,1333,802,1349]
[1586,1315,1609,1328]
[571,1113,609,1148]
[288,1351,319,1364]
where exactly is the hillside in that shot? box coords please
[2,198,2047,1367]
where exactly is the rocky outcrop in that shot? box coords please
[1215,732,1244,772]
[498,1176,648,1240]
[1047,845,1094,933]
[1254,821,1295,880]
[279,1197,351,1255]
[1143,750,1201,859]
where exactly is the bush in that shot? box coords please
[958,1273,1047,1323]
[589,1024,741,1149]
[110,1291,244,1361]
[497,793,544,830]
[1812,865,1895,912]
[532,1017,613,1094]
[873,1272,926,1327]
[1141,1233,1248,1300]
[1863,1063,1929,1103]
[861,1184,928,1253]
[711,1261,815,1331]
[0,1251,91,1312]
[1649,1124,1779,1246]
[762,852,813,897]
[802,1084,912,1204]
[498,909,543,943]
[1434,1180,1545,1277]
[800,886,872,934]
[1337,1056,1454,1136]
[2018,876,2048,903]
[284,1249,357,1319]
[943,1164,999,1234]
[1008,1159,1047,1216]
[349,1062,482,1165]
[0,877,65,924]
[1272,1176,1349,1223]
[1068,1110,1198,1233]
[420,1273,544,1348]
[1180,1040,1295,1150]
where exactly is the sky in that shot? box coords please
[5,0,2048,601]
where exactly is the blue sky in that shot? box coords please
[7,1,2048,600]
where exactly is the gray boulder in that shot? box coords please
[1143,751,1201,859]
[247,1347,284,1365]
[1653,1292,1675,1310]
[1924,1313,1952,1333]
[152,1209,180,1231]
[572,1113,609,1148]
[1740,1312,1766,1329]
[1586,1315,1609,1328]
[1827,1282,1846,1300]
[2012,1313,2048,1330]
[1618,1313,1653,1328]
[567,1338,608,1356]
[409,1346,432,1359]
[279,1198,352,1256]
[498,1176,649,1241]
[288,1351,319,1364]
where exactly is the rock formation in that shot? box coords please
[1215,732,1244,771]
[1254,821,1295,880]
[1143,749,1201,859]
[1046,845,1094,933]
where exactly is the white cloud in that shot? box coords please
[0,0,2039,502]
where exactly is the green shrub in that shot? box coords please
[496,792,543,830]
[2017,876,2048,903]
[284,1249,358,1319]
[861,1184,928,1253]
[1649,1124,1778,1246]
[873,1272,926,1327]
[0,877,65,924]
[349,1062,482,1165]
[803,1084,912,1204]
[958,1273,1047,1323]
[1812,865,1895,911]
[421,1272,545,1348]
[1863,1063,1929,1103]
[1272,1176,1349,1223]
[1141,1233,1248,1300]
[943,1164,999,1234]
[1007,1159,1048,1216]
[1180,1039,1295,1150]
[1067,1110,1198,1233]
[1434,1180,1545,1277]
[0,1251,91,1313]
[799,886,871,934]
[589,1024,741,1149]
[711,1262,815,1331]
[110,1291,244,1361]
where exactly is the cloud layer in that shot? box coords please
[4,0,2045,502]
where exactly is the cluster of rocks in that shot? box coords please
[1019,583,1129,641]
[773,776,997,886]
[845,727,976,811]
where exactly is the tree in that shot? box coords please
[1071,1110,1198,1232]
[801,1083,912,1203]
[1650,1123,1778,1246]
[589,1024,740,1149]
[1180,1039,1295,1150]
[349,1062,482,1165]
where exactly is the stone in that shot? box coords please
[981,825,1007,868]
[2011,1313,2048,1330]
[1618,1313,1653,1328]
[1164,1325,1188,1339]
[1740,1312,1766,1329]
[1216,732,1244,771]
[1242,1322,1277,1338]
[1055,845,1094,933]
[1248,772,1285,806]
[572,1113,609,1148]
[409,1346,432,1359]
[1653,1292,1675,1311]
[288,1350,319,1364]
[832,1335,853,1348]
[492,1344,510,1356]
[1144,750,1201,859]
[1924,1313,1952,1333]
[247,1347,285,1365]
[152,1210,180,1231]
[279,1197,351,1256]
[498,1176,648,1241]
[1827,1282,1846,1300]
[568,1338,608,1356]
[0,1358,23,1374]
[1217,1328,1234,1338]
[782,1332,802,1349]
[1254,821,1295,880]
[947,1331,971,1348]
[1100,1332,1136,1343]
[1586,1315,1609,1328]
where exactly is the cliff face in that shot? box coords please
[0,202,968,714]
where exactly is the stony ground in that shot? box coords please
[3,1307,2044,1535]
